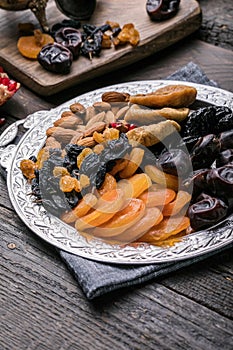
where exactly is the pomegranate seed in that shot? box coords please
[129,124,137,130]
[0,66,4,73]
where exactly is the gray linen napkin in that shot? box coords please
[59,62,231,299]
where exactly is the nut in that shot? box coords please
[93,101,111,111]
[84,121,106,137]
[54,115,83,128]
[77,137,97,147]
[84,106,96,124]
[70,102,86,115]
[45,136,61,149]
[116,105,130,120]
[104,110,116,124]
[102,91,130,103]
[70,132,84,144]
[46,126,77,144]
[85,111,106,129]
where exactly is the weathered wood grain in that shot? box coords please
[0,0,201,95]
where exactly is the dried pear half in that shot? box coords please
[129,85,197,108]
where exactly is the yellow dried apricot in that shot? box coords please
[17,29,54,59]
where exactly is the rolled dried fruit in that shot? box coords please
[188,193,228,231]
[216,149,233,167]
[146,0,180,21]
[0,66,20,106]
[206,165,233,208]
[190,134,221,170]
[158,148,192,177]
[219,129,233,150]
[37,43,73,74]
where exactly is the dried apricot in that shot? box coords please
[75,189,125,231]
[162,190,191,216]
[139,187,176,207]
[17,29,54,59]
[119,147,144,178]
[117,173,152,199]
[92,198,145,237]
[61,193,98,224]
[111,207,163,243]
[145,164,179,191]
[138,216,190,243]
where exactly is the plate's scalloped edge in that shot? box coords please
[6,80,233,264]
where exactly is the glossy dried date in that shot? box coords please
[38,43,73,74]
[54,27,82,58]
[146,0,180,21]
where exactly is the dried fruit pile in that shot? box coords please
[20,85,233,246]
[17,19,140,74]
[0,66,20,106]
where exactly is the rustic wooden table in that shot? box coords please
[1,33,233,350]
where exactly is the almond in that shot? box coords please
[104,110,116,124]
[70,102,86,115]
[84,121,106,137]
[54,115,83,128]
[93,101,111,111]
[85,111,106,129]
[102,91,130,103]
[77,137,97,147]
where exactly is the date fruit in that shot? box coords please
[146,0,180,21]
[38,43,73,74]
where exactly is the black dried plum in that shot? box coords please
[190,134,220,170]
[99,133,131,163]
[206,165,233,208]
[188,193,228,231]
[183,106,233,137]
[65,190,80,208]
[183,168,210,200]
[158,148,191,177]
[80,30,103,59]
[38,43,73,74]
[51,19,81,36]
[219,129,233,150]
[54,27,82,58]
[65,144,84,159]
[216,149,233,167]
[146,0,180,21]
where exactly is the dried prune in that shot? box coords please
[219,129,233,150]
[158,148,191,177]
[146,0,180,21]
[206,165,233,208]
[216,149,233,167]
[80,30,103,59]
[99,133,131,163]
[54,27,82,58]
[183,168,210,200]
[51,19,81,36]
[190,134,220,170]
[38,43,73,74]
[188,193,228,231]
[65,144,85,159]
[183,106,233,137]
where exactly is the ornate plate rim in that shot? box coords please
[6,80,233,264]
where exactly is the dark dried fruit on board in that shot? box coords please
[37,43,73,74]
[54,27,82,58]
[146,0,180,21]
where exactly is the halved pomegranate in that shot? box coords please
[0,66,20,106]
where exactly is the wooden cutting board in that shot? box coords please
[0,0,201,96]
